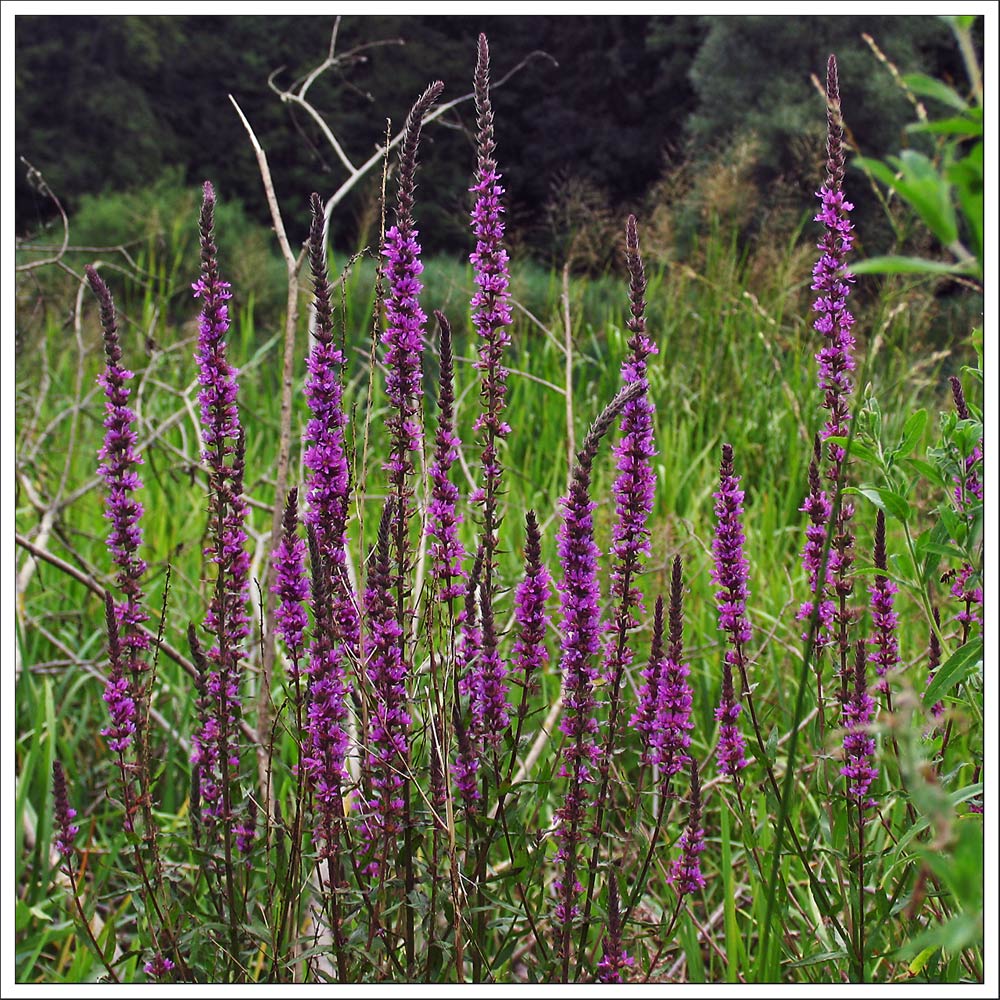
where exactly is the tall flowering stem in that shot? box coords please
[189,183,252,962]
[507,510,552,769]
[797,437,836,650]
[668,760,707,897]
[842,639,878,980]
[712,444,750,778]
[554,381,643,978]
[360,503,409,877]
[868,511,900,698]
[634,559,694,787]
[924,607,944,720]
[87,266,148,824]
[426,311,467,604]
[469,34,513,750]
[803,54,860,694]
[577,215,658,968]
[304,193,359,656]
[380,88,441,961]
[596,871,633,983]
[272,489,309,683]
[52,761,122,984]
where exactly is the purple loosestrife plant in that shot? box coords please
[272,489,310,682]
[868,511,900,696]
[712,444,750,777]
[812,55,857,462]
[426,311,468,604]
[948,375,983,513]
[668,761,707,896]
[303,527,350,860]
[799,55,860,693]
[453,550,485,805]
[469,35,513,749]
[189,181,251,848]
[382,81,443,564]
[510,510,552,704]
[88,266,150,676]
[303,195,359,661]
[360,503,409,875]
[649,556,694,795]
[924,607,944,720]
[596,872,634,984]
[52,760,79,862]
[841,640,878,811]
[553,382,643,969]
[797,438,836,648]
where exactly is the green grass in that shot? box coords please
[13,204,983,984]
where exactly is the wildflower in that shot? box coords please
[360,503,409,873]
[101,593,137,755]
[189,181,250,836]
[841,641,878,810]
[668,760,707,896]
[511,510,552,690]
[812,54,856,463]
[596,872,634,983]
[948,375,983,513]
[868,511,900,694]
[797,439,836,647]
[426,311,467,603]
[52,760,79,861]
[712,444,749,777]
[144,954,176,979]
[382,81,444,487]
[454,549,484,804]
[553,383,643,928]
[271,488,310,679]
[304,527,350,860]
[924,607,944,719]
[952,562,983,631]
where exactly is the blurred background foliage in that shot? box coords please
[14,13,981,263]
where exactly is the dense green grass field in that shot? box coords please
[13,193,983,983]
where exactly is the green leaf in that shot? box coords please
[900,73,969,111]
[845,485,910,523]
[924,637,983,704]
[852,255,975,276]
[908,945,939,977]
[896,409,927,457]
[825,435,878,466]
[907,113,983,139]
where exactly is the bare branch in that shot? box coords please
[16,159,70,272]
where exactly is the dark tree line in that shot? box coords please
[14,14,977,256]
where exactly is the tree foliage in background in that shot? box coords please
[14,13,979,260]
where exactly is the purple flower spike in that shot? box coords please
[609,215,657,619]
[596,872,634,983]
[868,511,899,695]
[949,376,983,513]
[360,504,410,874]
[924,607,944,720]
[101,593,137,757]
[470,33,513,489]
[712,444,750,777]
[797,439,836,647]
[454,549,485,804]
[190,182,250,836]
[272,488,310,680]
[52,760,79,861]
[668,760,707,896]
[553,383,643,932]
[426,311,468,603]
[382,82,444,487]
[511,510,552,688]
[841,641,878,810]
[144,954,176,979]
[812,55,857,463]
